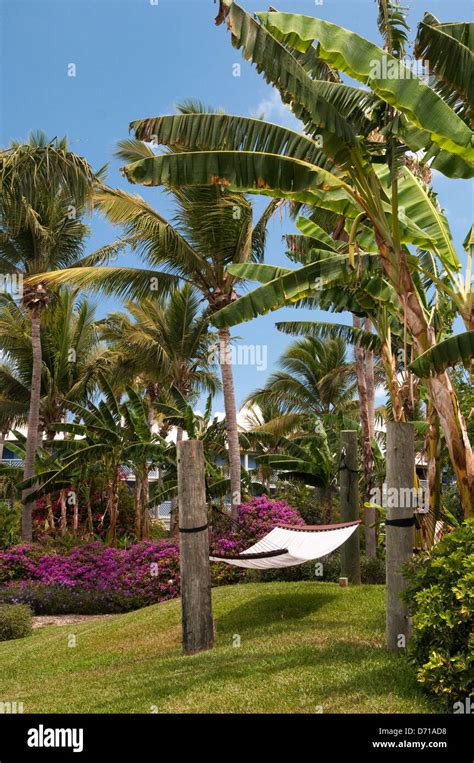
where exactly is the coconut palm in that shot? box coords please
[246,335,358,418]
[98,284,219,429]
[0,132,99,539]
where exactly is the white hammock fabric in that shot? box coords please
[209,520,360,569]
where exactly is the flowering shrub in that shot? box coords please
[0,540,180,613]
[0,497,304,613]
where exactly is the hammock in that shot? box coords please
[209,520,361,569]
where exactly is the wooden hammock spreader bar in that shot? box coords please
[277,520,361,532]
[209,547,289,561]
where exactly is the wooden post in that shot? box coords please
[339,430,361,584]
[386,421,414,651]
[177,440,214,655]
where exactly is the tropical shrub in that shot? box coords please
[273,482,326,525]
[0,603,32,641]
[402,521,474,705]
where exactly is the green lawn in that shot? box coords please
[0,581,437,713]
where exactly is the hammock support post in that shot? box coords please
[339,430,361,584]
[386,421,414,652]
[177,440,214,655]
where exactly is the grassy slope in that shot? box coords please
[0,581,436,714]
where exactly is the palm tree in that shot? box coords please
[0,132,99,539]
[27,106,279,517]
[0,290,106,440]
[99,284,219,429]
[246,336,358,418]
[118,3,473,515]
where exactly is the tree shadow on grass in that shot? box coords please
[113,637,432,714]
[214,590,338,637]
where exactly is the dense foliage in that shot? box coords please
[402,521,474,705]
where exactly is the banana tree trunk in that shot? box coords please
[72,494,79,536]
[108,474,119,546]
[86,496,93,535]
[46,494,55,533]
[426,374,473,517]
[377,238,474,517]
[364,318,377,555]
[218,327,241,518]
[353,315,376,557]
[60,489,67,537]
[21,304,42,541]
[134,477,142,540]
[380,342,405,422]
[141,470,150,539]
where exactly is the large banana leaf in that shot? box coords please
[415,13,473,117]
[375,165,460,271]
[215,3,377,170]
[131,113,337,175]
[258,11,474,164]
[295,217,339,251]
[211,253,379,327]
[409,331,474,377]
[227,262,292,284]
[123,150,353,198]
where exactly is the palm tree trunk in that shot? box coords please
[218,327,241,518]
[21,304,42,541]
[353,315,376,557]
[170,428,183,537]
[364,318,377,555]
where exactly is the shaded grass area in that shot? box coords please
[0,581,436,713]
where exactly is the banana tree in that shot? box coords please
[44,379,165,544]
[116,2,473,514]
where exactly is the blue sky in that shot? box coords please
[1,0,472,413]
